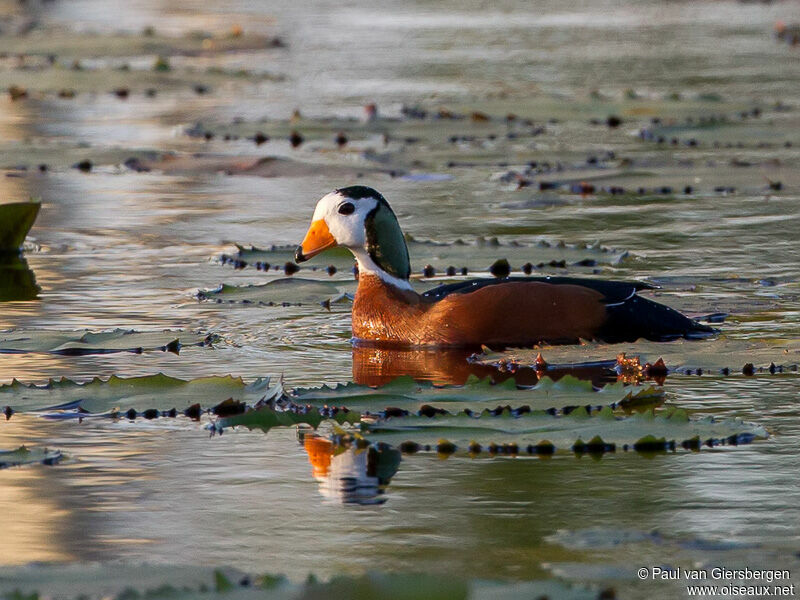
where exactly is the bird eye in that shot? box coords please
[338,202,355,215]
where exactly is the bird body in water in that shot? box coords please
[295,186,715,348]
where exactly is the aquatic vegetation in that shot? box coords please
[0,565,601,600]
[0,445,62,468]
[474,338,800,376]
[211,375,763,456]
[0,202,39,252]
[1,1,798,594]
[0,329,215,355]
[0,373,273,415]
[352,406,767,457]
[224,237,630,277]
[197,279,354,306]
[291,374,662,415]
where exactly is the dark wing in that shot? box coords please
[422,276,652,303]
[422,276,715,342]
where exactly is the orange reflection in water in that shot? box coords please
[303,434,400,505]
[351,345,620,387]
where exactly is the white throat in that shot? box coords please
[351,247,414,291]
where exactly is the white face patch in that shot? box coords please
[311,190,413,291]
[312,191,377,250]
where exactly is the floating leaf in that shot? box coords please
[0,445,62,468]
[0,202,40,252]
[227,237,629,276]
[291,374,661,416]
[0,329,214,355]
[475,337,800,375]
[215,402,360,434]
[0,564,597,600]
[198,278,354,306]
[0,373,272,415]
[356,407,767,455]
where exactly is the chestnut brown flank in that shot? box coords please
[352,274,608,347]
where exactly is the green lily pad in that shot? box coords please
[291,374,663,415]
[0,564,598,600]
[215,402,360,433]
[198,278,355,305]
[474,337,800,375]
[356,406,768,455]
[226,236,629,276]
[0,445,63,468]
[0,329,214,355]
[0,202,40,252]
[0,373,273,415]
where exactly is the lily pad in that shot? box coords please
[0,445,63,468]
[0,565,599,600]
[215,401,360,433]
[0,373,273,415]
[0,202,40,252]
[226,236,630,276]
[0,329,214,355]
[474,337,800,375]
[355,406,768,456]
[198,278,354,305]
[291,374,663,416]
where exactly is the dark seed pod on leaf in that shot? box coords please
[489,258,510,278]
[437,440,457,455]
[399,441,420,454]
[74,159,92,172]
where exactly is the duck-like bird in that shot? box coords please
[295,186,714,348]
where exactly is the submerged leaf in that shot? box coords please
[0,445,63,468]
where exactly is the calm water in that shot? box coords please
[1,1,799,598]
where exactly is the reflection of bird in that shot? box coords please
[303,435,399,505]
[295,186,715,347]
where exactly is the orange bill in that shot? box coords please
[295,219,337,262]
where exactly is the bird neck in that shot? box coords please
[352,248,414,292]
